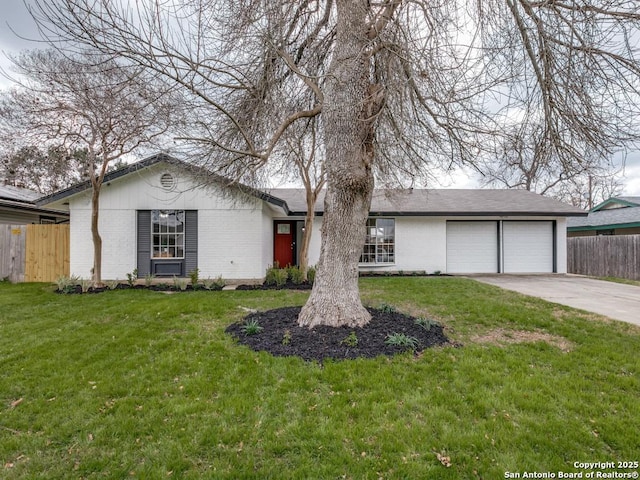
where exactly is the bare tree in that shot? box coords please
[27,0,640,327]
[558,171,625,210]
[280,118,326,281]
[479,122,618,195]
[0,49,175,285]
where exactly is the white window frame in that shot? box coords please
[151,210,185,259]
[360,217,395,265]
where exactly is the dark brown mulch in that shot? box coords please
[225,306,453,362]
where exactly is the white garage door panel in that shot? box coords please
[447,222,498,273]
[503,221,554,273]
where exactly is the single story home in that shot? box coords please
[0,184,69,225]
[37,154,587,282]
[567,196,640,236]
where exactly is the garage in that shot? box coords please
[502,221,554,273]
[446,220,556,274]
[446,221,498,273]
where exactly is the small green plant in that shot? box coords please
[379,302,397,314]
[55,275,80,294]
[433,270,442,276]
[80,278,93,293]
[385,333,420,350]
[241,319,263,335]
[265,265,288,287]
[341,331,359,348]
[203,276,225,291]
[144,273,155,287]
[276,269,288,286]
[105,280,119,290]
[264,265,279,286]
[415,317,441,331]
[173,276,188,291]
[126,268,138,287]
[282,329,292,346]
[307,265,316,284]
[287,266,305,285]
[188,268,200,287]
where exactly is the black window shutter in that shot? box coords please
[137,210,151,276]
[185,210,198,274]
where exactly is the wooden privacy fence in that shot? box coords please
[0,224,70,282]
[567,234,640,280]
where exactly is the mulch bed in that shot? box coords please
[226,306,453,362]
[235,282,312,291]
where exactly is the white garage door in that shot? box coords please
[446,221,498,273]
[503,221,554,273]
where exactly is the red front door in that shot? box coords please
[274,221,294,267]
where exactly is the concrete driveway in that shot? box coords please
[471,275,640,326]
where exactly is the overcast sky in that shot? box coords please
[1,0,639,197]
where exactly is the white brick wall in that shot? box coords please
[68,163,272,281]
[64,160,570,279]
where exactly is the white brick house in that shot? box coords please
[38,154,587,281]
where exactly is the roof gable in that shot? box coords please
[591,196,640,212]
[36,153,289,213]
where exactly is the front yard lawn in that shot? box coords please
[1,278,638,478]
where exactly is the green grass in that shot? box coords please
[598,276,640,287]
[1,278,638,478]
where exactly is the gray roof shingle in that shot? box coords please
[0,184,41,202]
[36,153,587,217]
[567,205,640,229]
[269,188,587,216]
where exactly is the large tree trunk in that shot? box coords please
[298,0,381,328]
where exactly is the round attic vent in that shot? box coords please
[160,173,176,191]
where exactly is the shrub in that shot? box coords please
[385,333,420,350]
[55,275,80,294]
[282,329,292,346]
[105,280,119,290]
[80,278,93,293]
[264,265,279,286]
[144,274,155,287]
[126,269,138,287]
[173,276,188,291]
[188,268,200,287]
[241,319,263,335]
[287,266,305,285]
[203,276,226,291]
[307,265,316,285]
[265,265,288,287]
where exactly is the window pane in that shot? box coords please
[360,218,395,264]
[151,210,186,259]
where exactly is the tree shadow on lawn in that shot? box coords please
[225,306,454,362]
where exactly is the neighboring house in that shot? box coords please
[37,154,587,282]
[567,196,640,237]
[0,184,69,225]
